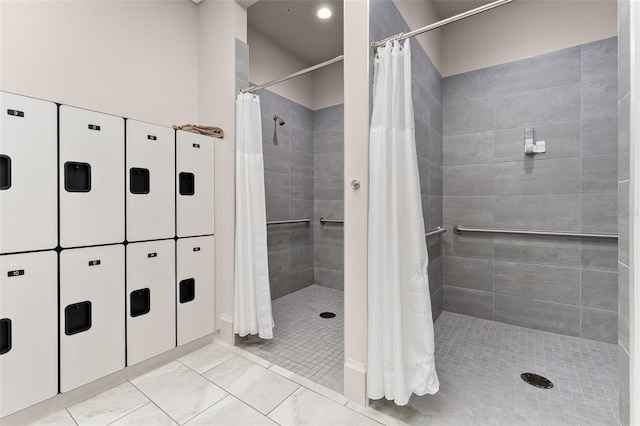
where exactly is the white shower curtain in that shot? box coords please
[234,93,274,339]
[367,40,440,405]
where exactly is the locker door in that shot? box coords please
[0,251,57,417]
[126,121,175,242]
[0,92,57,254]
[176,236,214,346]
[126,240,176,365]
[60,245,125,392]
[176,131,214,237]
[59,106,124,248]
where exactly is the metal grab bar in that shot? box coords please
[320,217,344,224]
[425,226,447,238]
[454,225,618,240]
[266,218,311,226]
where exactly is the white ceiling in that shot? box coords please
[247,0,344,65]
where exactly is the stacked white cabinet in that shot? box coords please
[126,240,176,365]
[0,251,58,417]
[176,236,214,346]
[60,245,125,392]
[126,120,175,242]
[176,130,215,237]
[0,92,57,254]
[59,106,125,248]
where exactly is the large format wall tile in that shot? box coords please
[582,37,617,82]
[493,195,581,231]
[494,261,580,305]
[582,116,618,157]
[492,46,581,98]
[582,269,618,311]
[581,307,617,344]
[493,83,581,130]
[443,37,618,343]
[443,286,493,320]
[443,196,494,227]
[493,235,581,268]
[493,158,581,195]
[493,121,581,162]
[582,77,618,120]
[582,155,618,194]
[444,256,493,292]
[494,295,581,336]
[444,164,494,196]
[444,99,494,136]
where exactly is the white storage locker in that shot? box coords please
[0,251,57,417]
[126,239,176,365]
[60,245,125,392]
[176,236,214,346]
[176,130,214,238]
[59,106,124,248]
[0,92,57,254]
[126,120,175,242]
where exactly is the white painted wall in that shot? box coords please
[439,0,617,76]
[393,0,443,73]
[198,0,246,344]
[248,26,315,109]
[248,25,343,110]
[312,61,344,110]
[0,0,199,127]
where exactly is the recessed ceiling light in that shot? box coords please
[317,7,332,19]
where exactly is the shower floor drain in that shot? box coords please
[521,373,554,389]
[319,312,336,318]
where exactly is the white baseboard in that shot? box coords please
[343,358,367,406]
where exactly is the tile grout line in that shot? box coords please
[103,401,152,426]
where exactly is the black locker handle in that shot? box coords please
[65,301,92,335]
[130,289,151,317]
[0,155,11,190]
[88,124,101,131]
[7,109,24,118]
[179,172,195,196]
[180,278,195,303]
[130,168,150,194]
[64,162,91,192]
[0,318,11,355]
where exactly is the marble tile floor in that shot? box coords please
[237,285,344,393]
[30,310,619,426]
[31,341,399,426]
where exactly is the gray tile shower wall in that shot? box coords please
[618,0,631,423]
[370,0,444,321]
[314,104,345,290]
[258,88,315,300]
[442,37,619,344]
[256,90,345,298]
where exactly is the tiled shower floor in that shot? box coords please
[373,311,620,426]
[238,284,345,393]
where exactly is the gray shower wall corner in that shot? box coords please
[256,84,345,299]
[370,0,445,321]
[617,0,631,422]
[441,36,619,344]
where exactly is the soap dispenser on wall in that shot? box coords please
[524,127,546,155]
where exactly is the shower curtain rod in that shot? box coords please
[371,0,516,51]
[241,55,344,94]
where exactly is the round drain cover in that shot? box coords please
[521,373,553,389]
[319,312,336,318]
